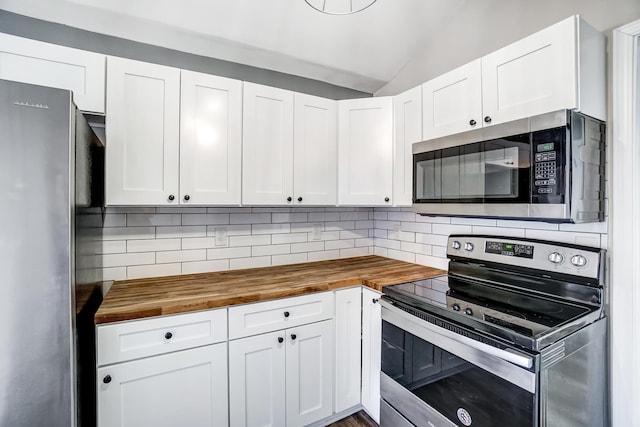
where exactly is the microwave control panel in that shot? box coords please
[532,128,565,203]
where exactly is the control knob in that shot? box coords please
[452,304,460,312]
[464,308,473,316]
[464,242,474,252]
[571,254,587,267]
[451,240,461,250]
[548,252,564,264]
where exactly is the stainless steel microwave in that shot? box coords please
[412,110,605,223]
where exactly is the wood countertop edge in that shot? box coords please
[94,256,446,325]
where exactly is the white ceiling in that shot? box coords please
[0,0,467,93]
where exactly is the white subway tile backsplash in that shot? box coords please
[496,219,559,231]
[325,221,355,231]
[103,252,155,268]
[325,239,355,250]
[101,240,127,255]
[230,213,271,224]
[308,250,341,262]
[272,213,308,223]
[415,254,449,270]
[339,229,369,240]
[252,244,290,256]
[207,224,252,236]
[386,249,416,263]
[340,211,370,221]
[374,238,401,250]
[182,214,229,226]
[207,246,251,260]
[401,241,432,255]
[431,224,473,236]
[355,238,374,247]
[355,220,374,229]
[272,253,308,266]
[127,263,181,279]
[127,239,181,253]
[102,267,127,281]
[103,213,127,227]
[182,259,230,274]
[127,214,182,227]
[182,237,218,250]
[156,249,206,264]
[291,241,325,253]
[340,247,370,257]
[252,223,291,235]
[229,256,271,270]
[387,211,417,222]
[158,226,207,238]
[309,212,340,222]
[103,227,155,241]
[451,217,497,227]
[373,246,388,257]
[471,226,525,238]
[157,207,207,214]
[272,233,308,244]
[229,235,271,247]
[401,222,432,234]
[107,207,156,214]
[416,215,451,224]
[558,221,608,234]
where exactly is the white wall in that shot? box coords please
[376,0,640,96]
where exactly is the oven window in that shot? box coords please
[413,134,531,203]
[382,320,535,426]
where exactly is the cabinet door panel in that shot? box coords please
[286,320,334,427]
[294,93,337,205]
[180,70,242,205]
[0,33,105,113]
[482,16,576,125]
[97,343,228,427]
[242,82,294,205]
[393,86,422,206]
[422,59,482,140]
[334,287,362,412]
[338,97,393,206]
[362,288,382,423]
[229,331,286,427]
[106,57,180,205]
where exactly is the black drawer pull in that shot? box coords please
[103,375,112,384]
[284,311,290,318]
[291,334,297,340]
[278,337,284,344]
[165,332,173,340]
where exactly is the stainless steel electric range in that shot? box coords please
[380,235,607,427]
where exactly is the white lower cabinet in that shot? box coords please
[334,287,363,412]
[229,320,334,427]
[97,343,228,427]
[361,288,382,423]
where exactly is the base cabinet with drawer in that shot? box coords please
[96,308,229,427]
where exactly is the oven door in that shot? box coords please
[380,300,538,427]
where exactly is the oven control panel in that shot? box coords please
[447,235,603,279]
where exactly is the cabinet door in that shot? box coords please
[242,82,294,205]
[286,320,334,427]
[481,16,577,126]
[180,70,242,205]
[97,343,228,427]
[106,57,180,205]
[361,288,382,423]
[393,86,422,206]
[293,93,338,205]
[0,33,106,113]
[422,59,482,140]
[334,287,362,412]
[338,97,393,206]
[229,331,286,427]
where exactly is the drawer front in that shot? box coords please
[228,292,334,339]
[97,309,227,366]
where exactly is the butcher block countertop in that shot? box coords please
[95,255,446,324]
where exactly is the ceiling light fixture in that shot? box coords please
[304,0,377,15]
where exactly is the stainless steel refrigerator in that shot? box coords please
[0,79,104,427]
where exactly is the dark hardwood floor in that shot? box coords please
[329,410,378,427]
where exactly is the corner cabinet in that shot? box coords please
[421,15,605,141]
[105,58,243,206]
[0,33,106,114]
[338,97,393,206]
[393,86,422,206]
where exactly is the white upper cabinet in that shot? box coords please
[242,82,295,205]
[106,57,180,205]
[0,33,105,113]
[422,59,482,140]
[338,97,393,206]
[420,15,605,142]
[482,15,605,124]
[293,93,338,205]
[180,70,242,205]
[393,86,423,206]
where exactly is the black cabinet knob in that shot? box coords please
[297,197,303,202]
[469,119,477,126]
[484,116,492,123]
[287,196,292,202]
[184,195,190,201]
[165,332,173,340]
[372,298,378,304]
[168,194,175,201]
[384,197,390,202]
[284,311,290,318]
[278,337,284,344]
[103,375,112,384]
[291,334,297,340]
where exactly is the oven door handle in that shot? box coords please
[380,299,534,369]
